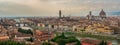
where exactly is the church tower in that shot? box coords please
[59,10,62,18]
[89,11,92,16]
[99,9,106,19]
[87,11,92,20]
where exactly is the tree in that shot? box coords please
[28,29,33,35]
[42,42,52,45]
[18,28,33,35]
[26,37,34,42]
[56,39,66,45]
[99,40,104,45]
[51,33,82,45]
[99,40,107,45]
[104,41,107,45]
[75,40,82,45]
[18,28,22,31]
[61,32,66,39]
[0,40,26,45]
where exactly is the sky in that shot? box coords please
[0,0,120,17]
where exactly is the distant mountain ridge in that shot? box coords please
[107,11,120,16]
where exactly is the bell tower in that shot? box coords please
[59,10,62,19]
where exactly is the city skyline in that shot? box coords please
[0,0,120,17]
[0,1,120,44]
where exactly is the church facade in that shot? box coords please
[87,9,107,20]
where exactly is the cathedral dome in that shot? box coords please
[99,9,106,16]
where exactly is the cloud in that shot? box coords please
[0,0,120,17]
[0,2,47,16]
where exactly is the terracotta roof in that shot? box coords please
[81,38,112,45]
[81,38,100,45]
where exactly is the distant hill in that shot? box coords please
[107,11,120,16]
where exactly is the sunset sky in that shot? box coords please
[0,0,120,17]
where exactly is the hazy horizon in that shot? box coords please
[0,0,120,17]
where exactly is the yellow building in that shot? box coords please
[73,26,84,32]
[85,23,114,34]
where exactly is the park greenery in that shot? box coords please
[25,37,34,42]
[18,28,33,35]
[42,42,52,45]
[0,40,26,45]
[65,32,116,40]
[99,40,108,45]
[64,32,120,43]
[51,33,82,45]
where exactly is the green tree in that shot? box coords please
[0,40,26,45]
[18,28,33,35]
[99,40,107,45]
[42,42,52,45]
[56,39,66,45]
[26,37,34,42]
[51,33,82,45]
[61,32,66,39]
[75,40,82,45]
